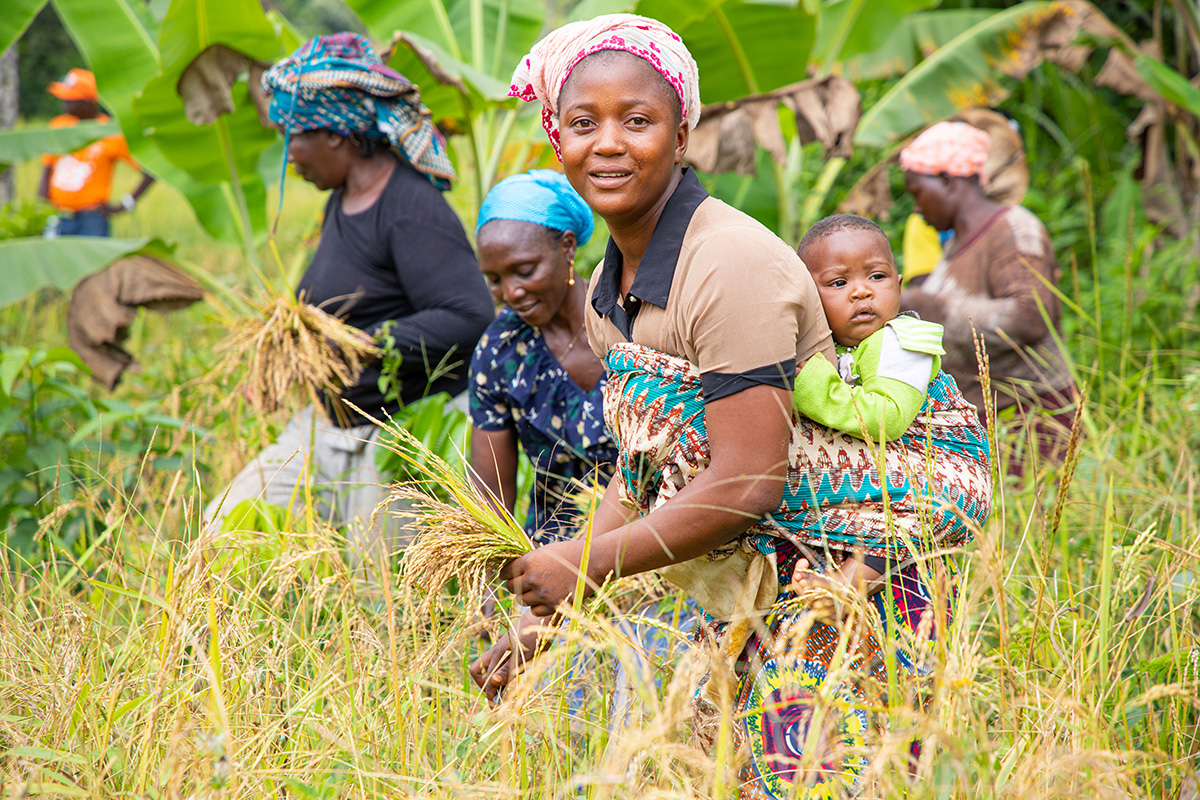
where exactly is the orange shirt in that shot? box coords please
[41,114,137,212]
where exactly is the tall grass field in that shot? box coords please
[1,153,1197,799]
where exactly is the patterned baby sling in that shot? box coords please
[602,341,992,621]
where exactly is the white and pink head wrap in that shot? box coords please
[899,121,992,187]
[509,13,701,159]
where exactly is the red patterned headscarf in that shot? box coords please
[509,14,700,160]
[899,121,991,188]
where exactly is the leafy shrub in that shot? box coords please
[0,201,53,240]
[0,345,197,565]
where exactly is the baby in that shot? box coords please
[791,214,946,600]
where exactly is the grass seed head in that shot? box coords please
[215,293,381,420]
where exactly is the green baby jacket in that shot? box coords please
[793,315,945,442]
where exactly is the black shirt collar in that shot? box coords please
[591,168,709,339]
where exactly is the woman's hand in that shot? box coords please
[468,611,548,703]
[471,632,514,703]
[499,539,593,617]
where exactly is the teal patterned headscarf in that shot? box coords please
[262,33,456,190]
[476,169,594,244]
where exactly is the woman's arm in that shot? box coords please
[500,384,792,615]
[904,221,1059,355]
[469,427,520,516]
[38,166,52,201]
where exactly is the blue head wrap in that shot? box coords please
[476,169,594,245]
[261,33,455,190]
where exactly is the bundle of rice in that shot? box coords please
[216,293,380,416]
[369,419,535,612]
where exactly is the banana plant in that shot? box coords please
[0,0,48,56]
[345,0,547,215]
[855,1,1067,147]
[0,119,119,172]
[0,237,160,309]
[630,0,933,242]
[130,0,291,259]
[50,0,291,250]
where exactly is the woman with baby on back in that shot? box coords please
[471,14,992,797]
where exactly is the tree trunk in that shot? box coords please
[0,46,17,205]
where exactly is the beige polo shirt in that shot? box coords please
[586,170,834,401]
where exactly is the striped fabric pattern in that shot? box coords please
[603,341,991,561]
[262,33,456,189]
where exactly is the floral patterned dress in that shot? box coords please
[469,307,617,545]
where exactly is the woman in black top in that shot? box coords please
[205,33,492,580]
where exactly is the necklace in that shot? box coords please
[545,322,586,363]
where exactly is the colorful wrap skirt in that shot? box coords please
[602,342,992,799]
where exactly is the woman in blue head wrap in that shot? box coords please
[207,34,493,582]
[468,169,615,547]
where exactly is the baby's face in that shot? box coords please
[803,231,901,347]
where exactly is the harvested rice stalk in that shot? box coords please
[369,419,534,612]
[216,293,380,417]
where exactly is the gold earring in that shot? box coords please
[568,257,576,286]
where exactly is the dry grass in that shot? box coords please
[370,418,534,618]
[0,383,1196,799]
[214,293,381,420]
[2,154,1198,799]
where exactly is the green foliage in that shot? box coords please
[854,1,1057,146]
[811,0,941,74]
[349,0,541,122]
[836,8,992,81]
[633,0,817,101]
[0,235,159,308]
[49,0,290,246]
[0,201,53,240]
[374,392,469,488]
[261,0,364,38]
[129,0,291,251]
[1,0,49,64]
[1071,166,1200,382]
[0,345,194,564]
[1135,54,1200,117]
[344,0,548,208]
[0,119,120,171]
[373,392,534,517]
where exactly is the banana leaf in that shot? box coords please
[1,0,49,56]
[1136,55,1200,118]
[811,0,941,73]
[346,0,542,124]
[633,0,817,103]
[385,30,517,125]
[131,0,287,244]
[51,0,275,244]
[855,1,1066,147]
[836,8,993,81]
[0,120,120,172]
[0,236,169,309]
[348,0,542,78]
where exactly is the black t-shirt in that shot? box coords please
[298,157,493,427]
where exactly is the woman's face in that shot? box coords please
[556,52,688,228]
[904,171,956,232]
[478,219,577,328]
[288,130,349,190]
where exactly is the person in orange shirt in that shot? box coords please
[38,69,154,237]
